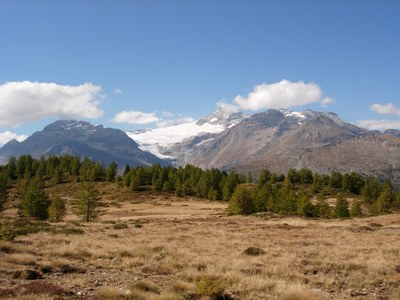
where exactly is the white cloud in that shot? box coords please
[0,81,103,127]
[370,103,400,116]
[321,97,334,107]
[156,117,194,128]
[114,88,123,94]
[112,110,160,125]
[0,131,28,147]
[216,101,239,114]
[234,80,332,111]
[357,119,400,130]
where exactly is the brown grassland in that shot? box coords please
[1,181,400,299]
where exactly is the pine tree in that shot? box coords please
[130,175,141,191]
[52,166,63,184]
[175,178,183,197]
[296,193,311,216]
[90,163,104,181]
[361,177,381,203]
[228,185,256,215]
[48,195,66,222]
[298,168,313,184]
[0,173,8,211]
[350,200,362,217]
[123,170,132,187]
[6,157,17,180]
[20,178,51,220]
[74,181,101,222]
[222,173,239,201]
[371,187,393,215]
[335,194,349,218]
[105,162,118,182]
[329,171,343,189]
[257,170,271,187]
[316,194,331,218]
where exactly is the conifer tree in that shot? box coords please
[6,157,17,180]
[257,170,271,187]
[350,200,362,217]
[371,186,393,215]
[228,185,256,215]
[335,194,349,218]
[105,162,118,182]
[74,181,101,222]
[175,178,183,197]
[0,173,8,211]
[316,194,331,218]
[52,166,63,184]
[130,174,141,191]
[20,178,51,220]
[361,177,381,203]
[48,195,66,222]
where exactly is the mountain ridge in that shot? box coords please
[0,120,167,168]
[179,109,400,185]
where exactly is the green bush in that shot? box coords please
[0,219,17,241]
[131,280,159,294]
[113,223,128,229]
[243,246,265,256]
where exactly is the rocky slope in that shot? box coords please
[183,109,400,185]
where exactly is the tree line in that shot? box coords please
[229,169,400,218]
[0,155,399,221]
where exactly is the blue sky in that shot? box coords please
[0,0,399,145]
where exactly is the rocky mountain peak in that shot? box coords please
[196,105,248,128]
[43,120,102,132]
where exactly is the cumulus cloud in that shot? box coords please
[0,131,28,147]
[357,119,400,131]
[0,81,103,127]
[112,110,160,125]
[114,88,123,94]
[234,80,332,111]
[216,101,239,114]
[370,103,400,115]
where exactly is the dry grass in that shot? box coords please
[4,253,37,266]
[1,182,400,299]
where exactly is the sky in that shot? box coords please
[0,0,399,146]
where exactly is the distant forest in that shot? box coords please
[0,155,399,221]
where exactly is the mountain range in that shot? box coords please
[1,108,400,185]
[0,120,166,167]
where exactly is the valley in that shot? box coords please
[1,180,400,299]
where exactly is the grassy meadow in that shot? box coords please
[1,180,400,299]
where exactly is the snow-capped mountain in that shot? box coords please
[184,108,400,185]
[127,106,248,161]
